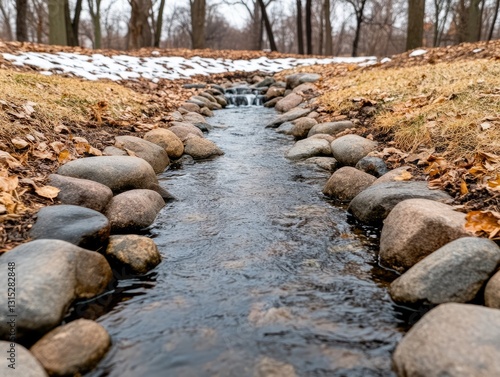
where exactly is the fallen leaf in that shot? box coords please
[35,185,60,199]
[50,141,66,153]
[393,171,413,181]
[0,175,18,192]
[465,210,500,239]
[58,149,71,163]
[32,150,55,160]
[460,179,469,195]
[480,122,493,131]
[11,137,29,149]
[54,124,70,134]
[87,146,102,156]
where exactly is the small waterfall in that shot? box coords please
[224,86,266,107]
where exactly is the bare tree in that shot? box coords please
[15,0,27,41]
[345,0,369,56]
[153,0,166,47]
[88,0,102,48]
[257,0,277,50]
[0,0,13,40]
[296,0,304,53]
[128,0,153,49]
[65,0,82,46]
[305,0,312,53]
[49,0,67,45]
[406,0,425,49]
[190,0,205,49]
[324,0,333,55]
[433,0,453,46]
[488,0,500,39]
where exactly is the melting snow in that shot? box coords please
[2,51,377,82]
[409,49,427,57]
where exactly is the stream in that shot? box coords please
[84,106,406,377]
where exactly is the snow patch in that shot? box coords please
[409,49,427,57]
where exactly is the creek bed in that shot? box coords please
[85,107,406,376]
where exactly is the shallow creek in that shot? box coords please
[85,106,407,376]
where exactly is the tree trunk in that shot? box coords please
[466,0,482,42]
[15,0,27,41]
[0,0,13,40]
[406,0,425,50]
[128,0,153,49]
[319,3,324,55]
[257,0,277,51]
[49,0,67,45]
[154,0,166,47]
[190,0,205,49]
[296,0,304,54]
[324,0,333,55]
[488,0,500,40]
[352,15,362,56]
[305,0,312,54]
[88,0,102,49]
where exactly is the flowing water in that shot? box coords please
[85,106,406,377]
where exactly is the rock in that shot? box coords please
[169,111,184,122]
[290,117,318,139]
[200,107,214,117]
[30,319,111,377]
[348,181,452,224]
[304,157,338,171]
[308,133,335,143]
[0,240,112,341]
[58,156,159,194]
[390,237,500,305]
[264,97,283,108]
[114,135,169,174]
[486,270,500,309]
[187,98,207,108]
[275,122,294,135]
[330,135,378,166]
[286,73,321,89]
[179,102,201,113]
[373,166,412,185]
[200,91,217,103]
[265,86,286,100]
[266,107,312,128]
[285,138,331,160]
[193,122,211,133]
[393,303,500,377]
[380,199,469,272]
[355,156,388,177]
[147,182,175,201]
[307,111,320,118]
[322,167,376,201]
[143,128,184,159]
[48,174,113,213]
[183,111,208,125]
[105,235,161,274]
[307,121,354,138]
[184,136,224,160]
[255,77,275,87]
[275,93,303,113]
[103,146,127,156]
[214,95,227,107]
[292,82,318,94]
[193,96,221,110]
[183,83,206,89]
[0,341,48,377]
[168,123,204,142]
[30,205,110,251]
[105,189,165,233]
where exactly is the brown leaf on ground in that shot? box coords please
[465,210,500,239]
[35,185,60,200]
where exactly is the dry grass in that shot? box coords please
[0,69,146,142]
[317,59,500,159]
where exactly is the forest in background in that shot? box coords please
[0,0,498,57]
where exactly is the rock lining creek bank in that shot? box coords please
[1,73,500,376]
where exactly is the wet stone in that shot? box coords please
[266,107,312,128]
[307,121,354,138]
[115,135,170,174]
[184,136,224,160]
[0,240,112,342]
[30,319,111,377]
[105,234,162,274]
[275,93,303,113]
[168,123,204,142]
[144,128,184,160]
[30,205,110,251]
[323,166,376,201]
[105,189,165,233]
[48,174,113,213]
[355,156,389,177]
[0,341,48,377]
[285,138,331,160]
[330,135,378,166]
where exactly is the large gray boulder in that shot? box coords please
[330,135,378,166]
[48,174,113,213]
[57,156,159,194]
[286,73,321,89]
[266,107,312,128]
[275,93,303,113]
[30,319,111,377]
[307,121,354,138]
[0,240,112,341]
[114,135,169,174]
[285,138,331,160]
[355,156,389,177]
[322,167,376,201]
[485,270,500,309]
[143,128,184,159]
[105,235,161,274]
[184,136,224,160]
[0,341,48,377]
[290,117,317,139]
[105,189,165,233]
[348,181,452,224]
[380,199,470,271]
[393,303,500,377]
[390,237,500,305]
[30,205,110,251]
